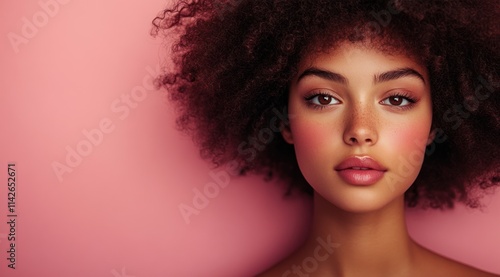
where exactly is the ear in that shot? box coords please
[281,124,294,144]
[426,128,436,146]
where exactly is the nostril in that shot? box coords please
[347,136,374,145]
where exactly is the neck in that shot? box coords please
[299,193,416,277]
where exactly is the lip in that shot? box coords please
[334,156,387,186]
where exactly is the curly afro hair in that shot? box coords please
[152,0,500,209]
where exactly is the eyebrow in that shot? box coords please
[374,67,426,84]
[296,67,349,84]
[296,67,426,85]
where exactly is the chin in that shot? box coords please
[313,182,408,214]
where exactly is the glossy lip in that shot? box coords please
[334,156,388,186]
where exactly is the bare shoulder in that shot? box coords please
[414,244,500,277]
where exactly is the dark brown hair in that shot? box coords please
[152,0,500,209]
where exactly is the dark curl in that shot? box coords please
[152,0,500,209]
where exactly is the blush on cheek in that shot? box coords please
[290,126,331,188]
[390,123,431,171]
[290,120,336,175]
[292,120,333,152]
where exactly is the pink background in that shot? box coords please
[0,1,499,276]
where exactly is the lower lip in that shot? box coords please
[336,169,385,185]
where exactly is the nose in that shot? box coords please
[343,106,378,146]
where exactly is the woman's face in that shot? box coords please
[282,42,434,212]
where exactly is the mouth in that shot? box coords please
[335,156,387,185]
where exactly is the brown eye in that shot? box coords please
[318,95,333,105]
[306,92,340,108]
[380,94,415,108]
[388,96,403,106]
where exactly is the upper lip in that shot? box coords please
[334,156,387,171]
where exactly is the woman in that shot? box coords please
[152,0,500,276]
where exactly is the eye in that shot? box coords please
[380,94,416,107]
[305,93,341,108]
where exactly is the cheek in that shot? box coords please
[290,119,327,157]
[288,117,342,173]
[292,120,329,144]
[395,121,431,151]
[384,121,431,176]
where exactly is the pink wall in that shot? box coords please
[0,1,498,276]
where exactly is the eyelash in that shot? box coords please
[304,92,340,110]
[304,91,418,111]
[382,92,417,111]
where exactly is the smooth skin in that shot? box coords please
[258,42,499,277]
